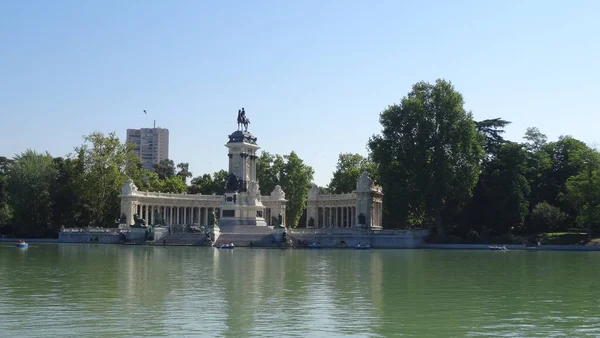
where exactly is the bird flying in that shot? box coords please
[143,110,147,114]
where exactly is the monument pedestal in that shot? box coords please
[219,191,267,227]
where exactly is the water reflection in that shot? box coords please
[2,245,600,337]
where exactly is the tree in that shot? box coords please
[475,118,511,160]
[256,152,285,195]
[74,132,137,227]
[153,159,176,180]
[281,152,314,228]
[176,162,192,183]
[530,201,567,233]
[188,170,228,195]
[482,142,530,235]
[564,147,600,238]
[51,157,83,228]
[523,127,548,153]
[256,151,314,227]
[145,171,187,193]
[6,150,58,236]
[533,136,597,228]
[0,156,13,226]
[327,153,379,194]
[368,79,483,233]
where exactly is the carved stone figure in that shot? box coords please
[119,213,127,224]
[210,211,219,228]
[247,180,260,202]
[132,214,147,227]
[270,185,286,200]
[278,214,283,226]
[122,178,138,195]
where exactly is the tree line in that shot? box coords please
[2,79,598,242]
[363,79,600,243]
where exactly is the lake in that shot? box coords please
[1,244,599,337]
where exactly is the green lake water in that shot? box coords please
[1,244,599,337]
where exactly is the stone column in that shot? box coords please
[379,202,383,227]
[347,207,350,227]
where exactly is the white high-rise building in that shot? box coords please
[126,127,169,172]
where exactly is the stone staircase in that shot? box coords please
[215,225,283,247]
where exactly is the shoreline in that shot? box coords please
[3,237,600,251]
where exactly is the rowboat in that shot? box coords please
[355,244,371,250]
[16,240,28,249]
[308,243,322,249]
[217,243,235,249]
[488,245,508,251]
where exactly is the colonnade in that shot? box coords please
[135,204,216,226]
[315,206,356,228]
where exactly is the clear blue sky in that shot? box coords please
[1,0,599,186]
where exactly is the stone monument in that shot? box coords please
[219,107,267,227]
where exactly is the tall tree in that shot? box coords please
[153,159,176,179]
[0,156,14,227]
[482,142,530,235]
[475,118,511,159]
[369,79,483,233]
[176,162,192,182]
[566,166,600,239]
[74,132,137,227]
[281,151,314,228]
[6,150,58,236]
[256,152,285,195]
[328,153,379,194]
[51,157,82,228]
[256,151,314,227]
[535,136,596,228]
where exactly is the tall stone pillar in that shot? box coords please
[219,129,267,227]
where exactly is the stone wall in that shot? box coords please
[289,229,428,248]
[58,231,122,244]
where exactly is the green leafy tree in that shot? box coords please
[475,118,511,160]
[256,151,314,227]
[51,157,83,228]
[534,136,597,228]
[368,79,483,233]
[281,152,314,228]
[564,147,600,238]
[327,153,379,194]
[188,170,228,195]
[74,132,137,227]
[256,152,285,194]
[530,201,567,233]
[482,142,531,235]
[176,162,192,182]
[6,150,58,236]
[153,159,176,179]
[0,156,13,226]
